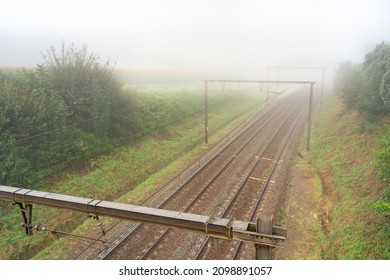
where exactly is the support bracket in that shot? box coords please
[15,202,33,236]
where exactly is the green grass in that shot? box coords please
[1,83,269,259]
[307,94,389,259]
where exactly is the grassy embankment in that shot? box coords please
[292,94,389,259]
[0,83,271,259]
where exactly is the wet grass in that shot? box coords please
[306,94,388,259]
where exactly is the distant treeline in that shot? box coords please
[334,41,390,216]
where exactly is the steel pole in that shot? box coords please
[307,83,314,152]
[321,68,325,104]
[266,67,270,103]
[204,81,209,145]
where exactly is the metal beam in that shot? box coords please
[267,66,325,103]
[205,79,315,85]
[0,185,286,247]
[267,66,324,70]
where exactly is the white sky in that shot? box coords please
[1,0,390,78]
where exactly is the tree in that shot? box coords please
[41,42,123,136]
[380,70,390,108]
[0,43,133,186]
[362,42,390,116]
[334,61,364,110]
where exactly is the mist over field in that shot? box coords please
[1,0,390,81]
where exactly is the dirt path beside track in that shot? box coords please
[275,156,324,259]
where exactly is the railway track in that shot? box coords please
[76,90,281,259]
[96,89,308,260]
[141,94,307,260]
[197,97,307,260]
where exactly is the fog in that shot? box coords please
[1,0,390,80]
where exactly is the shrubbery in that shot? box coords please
[334,42,390,120]
[1,43,134,187]
[334,42,390,219]
[0,43,243,189]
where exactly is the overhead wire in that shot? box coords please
[2,83,242,150]
[0,101,134,149]
[20,88,242,185]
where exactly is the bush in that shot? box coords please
[334,42,390,121]
[0,71,68,186]
[0,42,130,187]
[42,42,123,136]
[334,61,364,110]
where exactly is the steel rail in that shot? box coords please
[99,94,297,259]
[162,95,296,210]
[153,93,295,211]
[138,98,301,259]
[88,97,289,259]
[231,99,308,260]
[193,96,305,259]
[82,87,291,253]
[204,80,314,150]
[77,93,274,258]
[106,95,298,259]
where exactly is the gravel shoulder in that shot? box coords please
[275,155,324,259]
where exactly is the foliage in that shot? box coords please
[331,41,390,259]
[1,41,272,191]
[41,42,124,136]
[333,61,364,110]
[363,42,390,110]
[333,42,390,218]
[0,70,69,185]
[334,42,390,121]
[0,43,133,187]
[380,70,390,108]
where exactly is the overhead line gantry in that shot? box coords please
[204,79,316,151]
[266,66,325,102]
